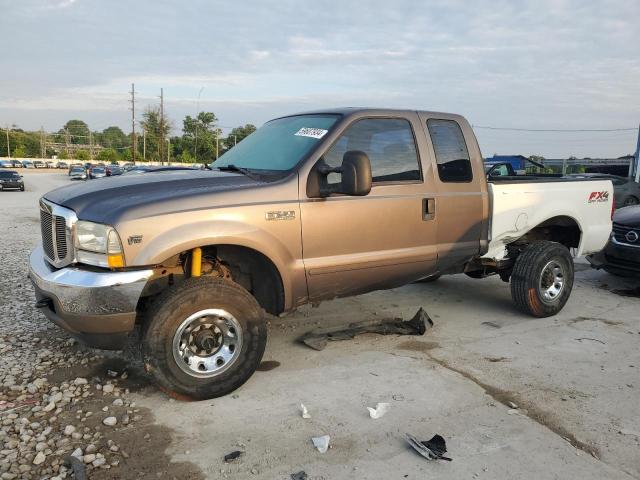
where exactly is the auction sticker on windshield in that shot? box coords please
[294,127,328,139]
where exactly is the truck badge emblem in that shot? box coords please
[265,211,296,221]
[128,235,143,245]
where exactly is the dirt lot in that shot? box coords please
[1,171,639,479]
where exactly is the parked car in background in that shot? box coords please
[0,160,13,168]
[105,165,123,176]
[0,170,25,191]
[88,166,106,179]
[588,205,640,277]
[22,160,34,169]
[56,161,69,169]
[69,166,88,181]
[567,173,640,208]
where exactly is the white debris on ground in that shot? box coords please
[0,229,139,479]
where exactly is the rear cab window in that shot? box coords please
[427,119,473,183]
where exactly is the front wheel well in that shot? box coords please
[145,244,285,317]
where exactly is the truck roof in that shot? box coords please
[278,107,467,122]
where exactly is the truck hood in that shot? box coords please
[614,205,640,227]
[44,170,262,225]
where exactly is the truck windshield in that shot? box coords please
[213,114,339,173]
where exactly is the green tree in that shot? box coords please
[57,120,90,145]
[225,124,256,150]
[99,126,129,150]
[96,148,119,162]
[12,145,26,158]
[182,112,219,162]
[75,150,90,161]
[140,107,172,162]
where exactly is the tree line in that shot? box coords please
[0,110,256,163]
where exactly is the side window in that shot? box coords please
[427,119,473,182]
[324,118,421,183]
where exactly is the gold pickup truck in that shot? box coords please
[29,108,613,399]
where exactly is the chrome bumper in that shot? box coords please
[28,245,154,349]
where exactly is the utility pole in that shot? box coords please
[5,125,10,157]
[634,123,640,183]
[195,87,204,162]
[130,83,137,164]
[159,88,164,166]
[65,128,71,157]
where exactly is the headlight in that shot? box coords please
[75,220,125,268]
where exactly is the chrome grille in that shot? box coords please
[40,210,55,259]
[39,199,77,268]
[55,217,67,258]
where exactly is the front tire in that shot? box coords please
[142,277,266,400]
[510,241,574,317]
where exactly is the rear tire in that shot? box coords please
[142,277,266,400]
[510,241,574,317]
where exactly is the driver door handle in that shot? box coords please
[423,198,436,221]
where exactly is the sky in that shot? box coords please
[1,0,639,158]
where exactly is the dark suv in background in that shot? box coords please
[588,205,640,276]
[0,170,25,191]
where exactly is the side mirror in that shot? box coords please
[307,150,372,198]
[340,150,372,196]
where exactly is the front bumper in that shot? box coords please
[28,245,153,349]
[587,238,640,275]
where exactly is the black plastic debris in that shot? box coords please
[224,450,244,463]
[65,455,87,480]
[406,433,452,461]
[291,471,308,480]
[299,307,432,351]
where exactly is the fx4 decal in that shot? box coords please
[588,191,609,203]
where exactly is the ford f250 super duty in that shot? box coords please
[29,108,614,399]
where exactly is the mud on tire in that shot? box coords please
[142,277,266,400]
[510,241,574,317]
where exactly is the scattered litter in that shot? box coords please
[312,435,330,453]
[575,337,606,345]
[224,450,244,463]
[65,455,87,480]
[481,321,501,329]
[299,308,432,351]
[367,402,391,419]
[619,429,640,437]
[406,433,452,461]
[300,404,311,419]
[291,471,308,480]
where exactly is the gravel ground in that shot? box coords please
[1,172,639,479]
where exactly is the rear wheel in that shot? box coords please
[142,277,266,400]
[510,241,574,317]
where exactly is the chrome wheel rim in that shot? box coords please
[538,260,565,304]
[172,309,243,378]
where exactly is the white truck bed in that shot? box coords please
[484,179,613,261]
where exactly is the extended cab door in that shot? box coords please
[299,113,439,301]
[417,113,489,272]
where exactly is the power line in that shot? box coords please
[473,125,638,133]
